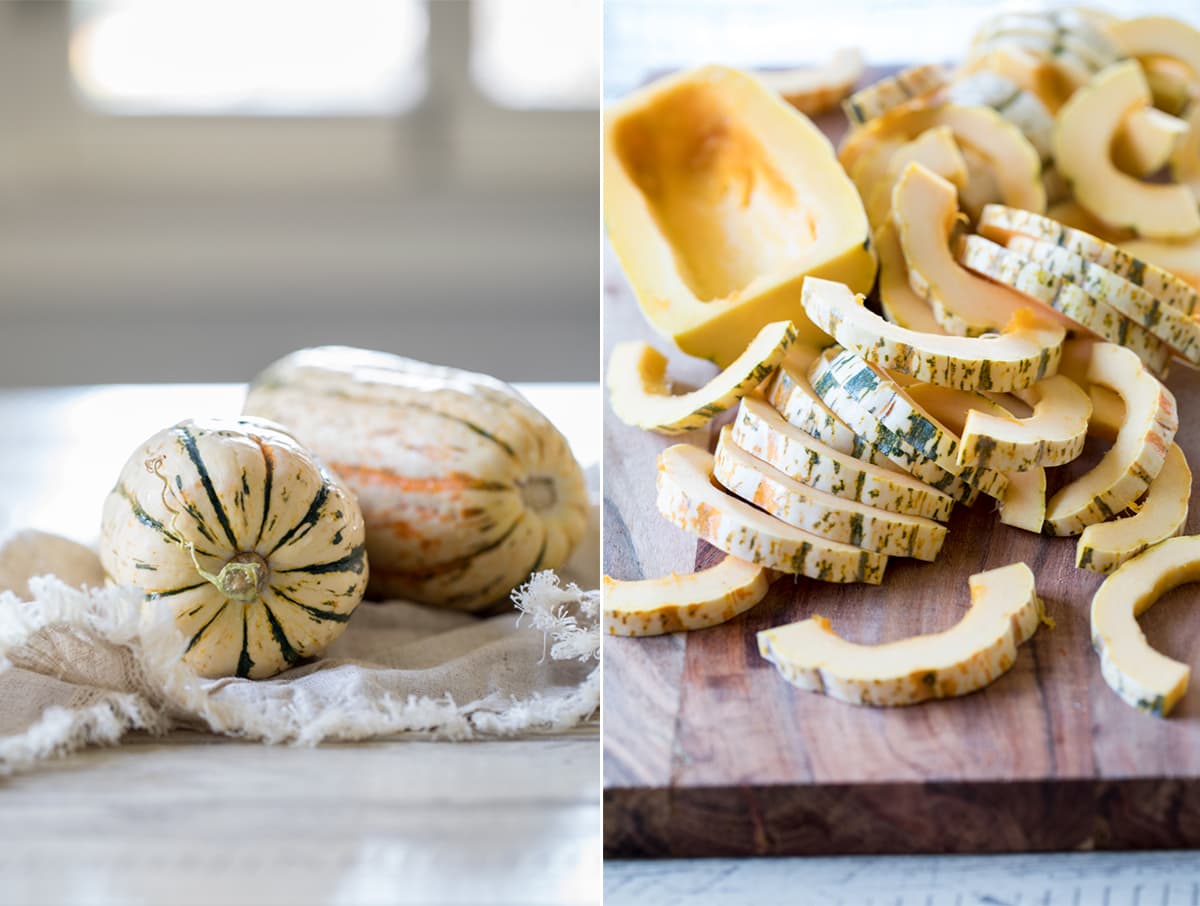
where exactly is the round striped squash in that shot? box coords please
[100,417,368,679]
[243,347,590,613]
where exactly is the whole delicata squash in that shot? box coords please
[100,417,368,680]
[244,347,590,613]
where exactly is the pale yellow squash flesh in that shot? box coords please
[603,556,772,637]
[606,321,796,435]
[714,427,947,560]
[1044,342,1178,536]
[1052,61,1200,240]
[605,65,876,366]
[893,163,1036,336]
[656,444,888,583]
[1077,442,1191,575]
[1112,106,1189,177]
[865,126,967,228]
[1091,535,1200,716]
[875,219,946,334]
[800,276,1064,393]
[756,48,864,115]
[958,374,1091,471]
[758,562,1043,707]
[999,467,1047,533]
[731,394,956,521]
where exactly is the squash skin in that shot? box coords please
[100,417,368,680]
[243,347,590,613]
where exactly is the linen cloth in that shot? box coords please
[0,511,599,775]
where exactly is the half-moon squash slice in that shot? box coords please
[767,348,879,462]
[758,561,1043,706]
[656,444,887,584]
[603,556,772,637]
[841,63,949,127]
[1053,61,1200,239]
[1091,534,1200,716]
[800,276,1064,393]
[956,375,1091,470]
[864,126,967,228]
[1077,442,1191,575]
[756,48,864,115]
[714,427,947,559]
[1113,106,1190,177]
[1000,467,1047,533]
[731,394,956,521]
[606,321,796,435]
[1044,342,1178,536]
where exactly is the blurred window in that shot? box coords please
[69,0,428,116]
[471,0,599,109]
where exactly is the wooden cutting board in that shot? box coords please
[602,104,1200,856]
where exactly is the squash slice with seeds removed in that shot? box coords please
[893,163,1040,337]
[978,205,1200,315]
[957,235,1172,377]
[842,63,949,127]
[1044,342,1178,536]
[1053,61,1200,240]
[799,276,1064,393]
[606,321,796,435]
[603,555,772,637]
[946,70,1054,160]
[756,48,863,116]
[875,220,945,335]
[100,417,368,680]
[732,394,955,521]
[1091,535,1200,716]
[864,126,967,228]
[714,427,947,560]
[759,562,1043,706]
[1000,467,1047,533]
[1078,442,1191,575]
[656,444,888,584]
[1057,338,1125,442]
[955,375,1091,471]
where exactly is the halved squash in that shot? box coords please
[1044,342,1178,536]
[756,48,864,116]
[957,235,1172,377]
[714,427,947,559]
[605,65,876,366]
[956,375,1091,471]
[1077,442,1191,575]
[1091,535,1200,716]
[842,63,949,127]
[978,204,1200,315]
[864,126,967,228]
[758,562,1043,706]
[875,219,945,334]
[1000,467,1047,533]
[1113,106,1189,177]
[606,321,796,434]
[603,556,772,637]
[800,276,1064,393]
[731,394,955,521]
[656,444,887,584]
[1052,61,1200,239]
[1004,234,1200,364]
[893,163,1037,336]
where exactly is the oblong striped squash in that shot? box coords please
[99,417,368,680]
[243,346,590,612]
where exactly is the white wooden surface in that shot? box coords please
[0,383,601,906]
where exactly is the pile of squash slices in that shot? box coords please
[603,8,1200,716]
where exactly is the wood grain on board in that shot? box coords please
[601,109,1200,854]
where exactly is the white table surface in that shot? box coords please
[0,382,601,906]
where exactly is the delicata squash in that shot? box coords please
[604,65,876,366]
[243,347,590,613]
[100,417,368,680]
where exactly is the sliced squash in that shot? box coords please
[606,321,796,434]
[714,427,947,560]
[893,163,1037,337]
[957,235,1172,377]
[1003,234,1200,364]
[800,276,1064,393]
[656,444,887,584]
[1113,106,1189,178]
[603,556,772,637]
[1120,237,1200,298]
[756,48,864,116]
[1143,56,1195,115]
[767,349,867,459]
[1000,467,1047,533]
[731,394,955,521]
[864,126,967,228]
[605,65,876,366]
[978,204,1200,315]
[1105,16,1200,81]
[1169,101,1200,199]
[842,63,949,127]
[758,562,1042,706]
[1052,61,1200,240]
[875,219,945,334]
[1078,442,1191,575]
[957,145,1004,222]
[956,375,1091,471]
[1057,338,1126,442]
[958,44,1075,112]
[1044,342,1178,536]
[1090,534,1200,716]
[947,70,1054,160]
